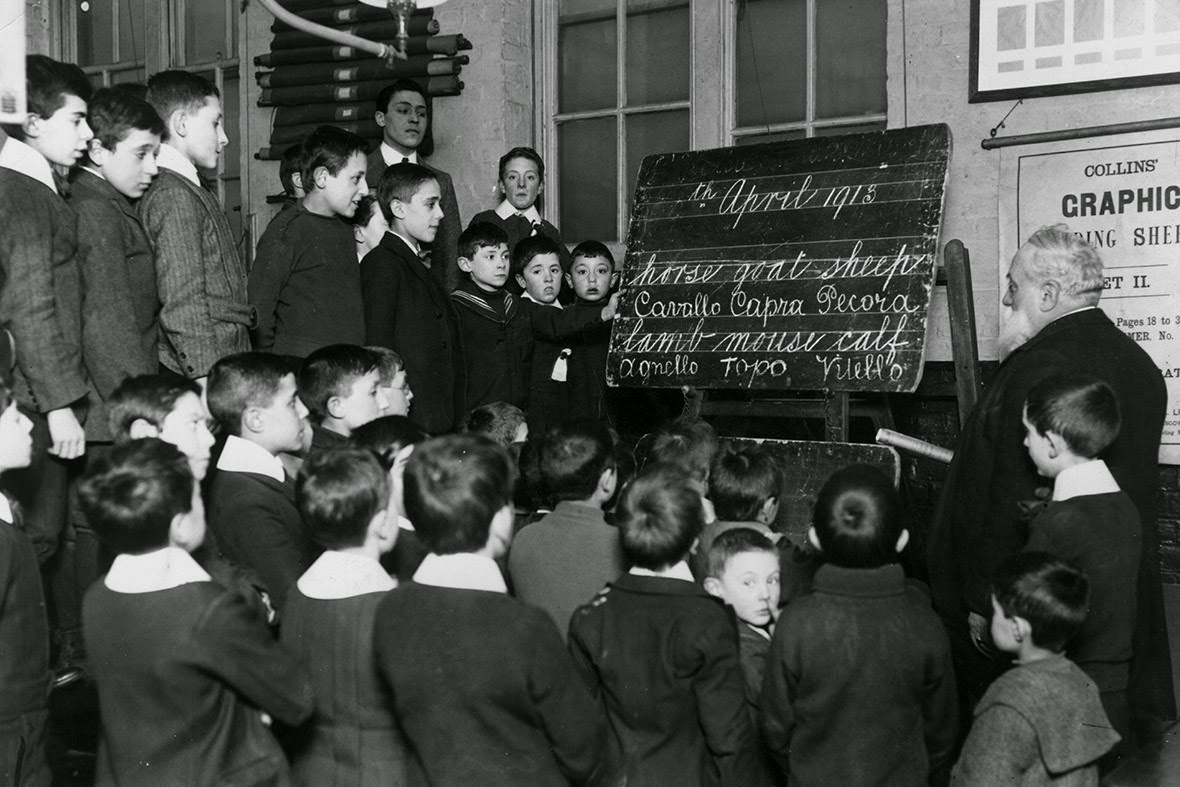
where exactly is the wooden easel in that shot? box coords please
[681,239,982,437]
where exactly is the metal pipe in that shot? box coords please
[253,0,396,62]
[981,116,1180,149]
[875,428,954,464]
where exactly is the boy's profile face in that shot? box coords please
[500,155,542,212]
[377,89,427,154]
[517,253,562,304]
[0,400,34,472]
[379,369,413,417]
[176,484,207,553]
[355,207,389,256]
[27,93,93,167]
[179,96,228,171]
[314,151,368,218]
[460,243,511,292]
[256,373,308,454]
[1021,406,1057,478]
[91,128,161,199]
[333,369,388,430]
[392,179,443,244]
[158,391,215,481]
[567,254,616,303]
[706,550,780,627]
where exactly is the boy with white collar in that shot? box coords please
[79,438,312,786]
[282,447,407,785]
[141,70,252,383]
[206,352,316,612]
[374,434,608,787]
[1021,374,1140,751]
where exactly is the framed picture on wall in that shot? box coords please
[970,0,1180,102]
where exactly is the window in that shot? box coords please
[540,0,888,242]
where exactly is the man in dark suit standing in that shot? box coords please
[928,224,1174,744]
[366,79,462,292]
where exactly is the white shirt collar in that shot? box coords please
[297,550,396,599]
[156,142,201,186]
[412,552,507,593]
[522,292,562,308]
[0,493,14,524]
[398,514,415,532]
[381,143,418,167]
[105,546,211,593]
[0,136,57,193]
[389,229,421,256]
[629,560,695,583]
[1052,458,1120,501]
[216,434,286,483]
[493,199,541,223]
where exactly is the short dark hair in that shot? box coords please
[0,364,13,414]
[145,70,218,141]
[615,464,703,569]
[1024,374,1120,459]
[107,375,202,443]
[206,352,293,437]
[364,346,404,387]
[25,55,92,120]
[648,418,718,484]
[298,344,379,424]
[539,420,615,502]
[811,464,902,568]
[705,527,778,580]
[350,414,429,471]
[498,146,545,181]
[458,222,508,261]
[464,402,525,448]
[279,141,308,196]
[376,162,438,224]
[297,447,391,550]
[351,195,382,231]
[569,240,615,274]
[77,438,194,555]
[402,434,515,554]
[709,443,783,522]
[300,124,369,195]
[374,78,434,157]
[993,551,1090,652]
[512,234,565,277]
[85,87,164,153]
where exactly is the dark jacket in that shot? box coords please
[206,469,316,612]
[450,280,526,409]
[361,232,463,433]
[83,581,313,786]
[248,205,365,358]
[568,573,761,787]
[761,564,957,787]
[69,169,160,441]
[140,169,252,378]
[565,300,613,424]
[374,583,609,787]
[365,150,462,291]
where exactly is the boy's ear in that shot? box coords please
[325,394,346,421]
[703,576,724,598]
[22,113,44,140]
[597,466,617,499]
[807,526,822,552]
[564,272,573,288]
[311,165,330,190]
[169,108,189,139]
[353,224,367,245]
[757,496,779,526]
[389,197,407,221]
[241,406,265,436]
[128,418,161,440]
[484,503,515,559]
[515,273,528,289]
[87,137,112,165]
[369,507,399,554]
[1045,431,1065,459]
[457,256,473,273]
[894,528,910,554]
[1013,614,1033,644]
[169,510,203,552]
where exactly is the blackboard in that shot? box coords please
[721,437,901,544]
[606,124,951,393]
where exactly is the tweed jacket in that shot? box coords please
[69,169,160,441]
[139,169,252,378]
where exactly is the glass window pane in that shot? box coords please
[625,1,689,105]
[559,16,617,112]
[735,129,807,146]
[221,73,240,179]
[559,117,617,242]
[812,121,887,138]
[117,0,147,62]
[110,66,147,86]
[185,0,230,63]
[736,0,806,127]
[624,109,689,218]
[816,0,887,118]
[77,1,115,66]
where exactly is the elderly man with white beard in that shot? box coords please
[926,224,1174,747]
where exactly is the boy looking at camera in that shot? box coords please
[565,241,618,424]
[249,125,370,358]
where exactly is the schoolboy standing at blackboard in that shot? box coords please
[564,241,619,425]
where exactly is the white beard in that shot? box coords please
[997,307,1037,360]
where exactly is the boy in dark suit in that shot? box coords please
[568,463,760,787]
[297,344,388,455]
[206,352,316,611]
[141,70,253,382]
[70,88,164,446]
[564,241,618,424]
[249,125,370,359]
[374,433,609,786]
[79,438,312,786]
[361,162,463,434]
[366,79,462,290]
